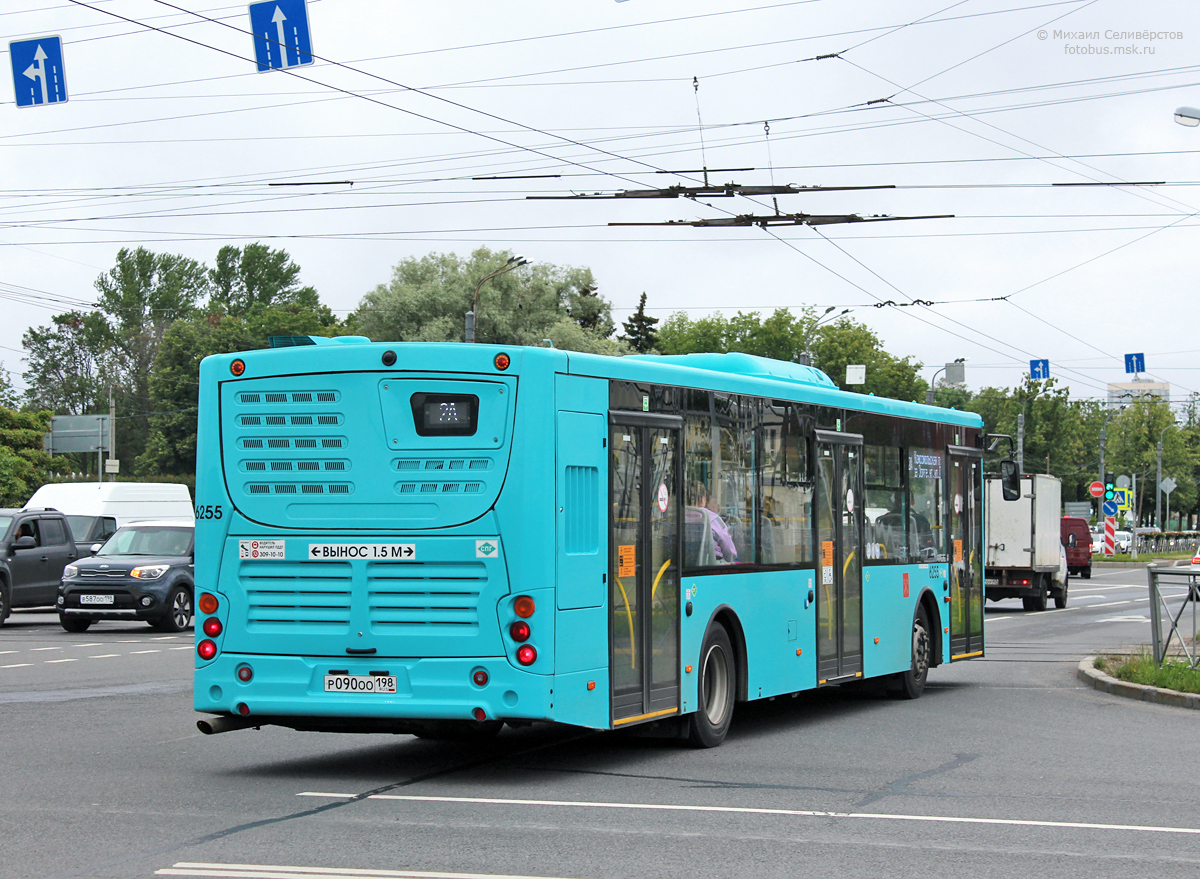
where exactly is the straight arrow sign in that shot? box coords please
[249,0,314,71]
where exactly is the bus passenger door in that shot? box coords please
[948,446,984,658]
[815,431,864,684]
[609,415,682,726]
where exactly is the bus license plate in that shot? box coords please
[324,674,397,694]
[80,594,114,605]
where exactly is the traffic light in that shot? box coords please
[1104,472,1115,501]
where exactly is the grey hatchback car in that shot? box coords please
[57,521,194,633]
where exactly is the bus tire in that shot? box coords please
[892,606,932,700]
[688,623,735,748]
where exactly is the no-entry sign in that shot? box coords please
[1088,481,1105,498]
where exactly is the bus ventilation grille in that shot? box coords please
[242,460,350,473]
[245,483,354,496]
[240,560,352,630]
[237,413,344,427]
[367,562,486,629]
[239,437,346,450]
[393,457,493,472]
[236,390,340,404]
[395,482,484,495]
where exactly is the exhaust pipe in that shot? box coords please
[197,714,257,735]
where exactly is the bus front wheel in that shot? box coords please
[688,623,735,748]
[892,606,931,700]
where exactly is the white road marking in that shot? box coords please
[71,643,103,648]
[1098,616,1151,623]
[0,663,32,669]
[45,658,79,664]
[170,646,193,651]
[89,654,120,659]
[0,650,17,655]
[130,650,161,655]
[1087,600,1133,608]
[157,862,580,879]
[294,793,1200,837]
[31,646,62,651]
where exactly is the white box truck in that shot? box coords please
[23,482,194,553]
[984,472,1065,611]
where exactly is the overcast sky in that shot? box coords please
[3,0,1198,406]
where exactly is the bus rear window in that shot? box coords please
[409,393,479,437]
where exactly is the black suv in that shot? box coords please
[57,521,194,633]
[0,508,79,626]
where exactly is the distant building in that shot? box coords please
[1107,379,1169,409]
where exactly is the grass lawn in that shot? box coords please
[1096,651,1200,695]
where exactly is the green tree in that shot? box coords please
[1105,399,1195,527]
[658,307,818,361]
[91,247,209,467]
[620,293,660,354]
[0,408,54,506]
[808,318,926,401]
[0,364,19,410]
[353,248,622,354]
[210,243,323,317]
[21,311,112,416]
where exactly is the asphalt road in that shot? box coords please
[1,564,1197,879]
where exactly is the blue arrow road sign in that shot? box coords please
[249,0,313,72]
[9,36,67,107]
[1029,359,1050,379]
[1102,500,1118,517]
[1124,352,1145,374]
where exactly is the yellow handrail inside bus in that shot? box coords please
[651,558,672,602]
[614,576,636,669]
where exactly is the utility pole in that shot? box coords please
[1016,412,1025,474]
[109,387,116,482]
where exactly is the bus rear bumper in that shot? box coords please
[194,653,551,727]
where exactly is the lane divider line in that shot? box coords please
[299,793,1200,836]
[157,861,582,879]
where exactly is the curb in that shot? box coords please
[1077,658,1200,710]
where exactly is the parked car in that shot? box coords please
[1114,530,1133,553]
[1060,516,1092,579]
[56,520,194,633]
[0,508,79,625]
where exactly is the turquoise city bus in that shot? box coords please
[193,338,985,746]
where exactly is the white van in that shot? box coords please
[24,483,194,552]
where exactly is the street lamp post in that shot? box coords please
[465,255,529,342]
[798,306,850,366]
[925,357,967,406]
[1156,424,1173,529]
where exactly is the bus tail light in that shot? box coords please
[237,665,253,683]
[237,702,250,716]
[203,618,223,637]
[473,707,487,721]
[509,621,530,642]
[472,669,489,687]
[513,596,535,618]
[197,639,217,660]
[198,593,219,614]
[516,645,537,666]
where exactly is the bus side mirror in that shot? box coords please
[999,459,1020,501]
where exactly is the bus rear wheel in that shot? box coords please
[688,623,735,748]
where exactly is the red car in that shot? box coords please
[1061,516,1093,579]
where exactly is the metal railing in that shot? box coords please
[1147,565,1199,669]
[1135,534,1200,556]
